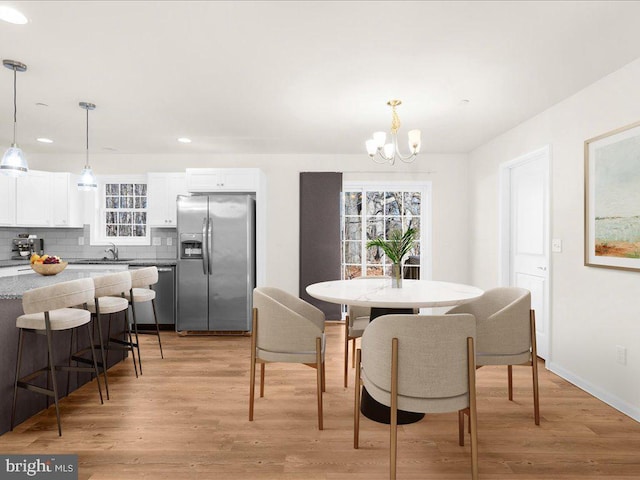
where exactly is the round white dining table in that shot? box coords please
[306,278,484,309]
[306,278,484,425]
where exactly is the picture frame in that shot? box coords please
[585,120,640,271]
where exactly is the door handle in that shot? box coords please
[202,218,208,275]
[208,216,213,276]
[536,266,547,271]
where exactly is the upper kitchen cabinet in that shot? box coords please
[16,170,52,226]
[52,172,83,228]
[147,172,187,227]
[186,168,260,192]
[0,175,16,225]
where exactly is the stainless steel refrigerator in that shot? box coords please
[176,193,256,332]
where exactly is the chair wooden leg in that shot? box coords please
[316,336,323,431]
[260,363,265,398]
[508,365,513,401]
[458,409,465,446]
[354,348,361,449]
[321,360,326,393]
[390,337,399,480]
[249,308,257,421]
[351,338,356,368]
[468,337,479,480]
[344,319,349,388]
[531,310,541,425]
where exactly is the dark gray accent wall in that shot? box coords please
[299,172,342,320]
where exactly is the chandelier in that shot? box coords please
[365,99,421,165]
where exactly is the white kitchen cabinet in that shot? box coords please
[52,172,83,227]
[147,172,187,227]
[0,175,16,226]
[16,170,52,227]
[186,168,260,192]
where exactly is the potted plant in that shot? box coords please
[366,227,418,288]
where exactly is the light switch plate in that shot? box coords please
[166,237,173,246]
[152,237,161,246]
[552,238,562,252]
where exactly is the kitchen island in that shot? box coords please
[0,267,131,435]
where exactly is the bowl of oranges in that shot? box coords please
[30,254,68,276]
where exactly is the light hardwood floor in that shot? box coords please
[1,323,639,479]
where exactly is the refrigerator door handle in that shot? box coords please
[208,216,213,275]
[202,217,208,275]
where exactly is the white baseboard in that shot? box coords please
[547,361,640,423]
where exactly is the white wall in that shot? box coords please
[29,152,470,294]
[468,58,640,421]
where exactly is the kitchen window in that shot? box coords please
[341,182,431,280]
[90,175,150,246]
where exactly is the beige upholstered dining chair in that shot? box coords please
[447,287,540,425]
[250,287,326,430]
[11,278,102,436]
[354,314,478,480]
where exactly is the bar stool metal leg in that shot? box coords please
[93,304,110,400]
[129,297,142,374]
[151,296,164,359]
[44,313,62,437]
[10,328,25,432]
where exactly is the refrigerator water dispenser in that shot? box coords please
[180,234,203,259]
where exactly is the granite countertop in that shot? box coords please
[0,258,177,268]
[0,258,177,299]
[0,268,130,299]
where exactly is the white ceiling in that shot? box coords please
[1,1,640,156]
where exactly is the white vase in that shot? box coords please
[391,263,402,288]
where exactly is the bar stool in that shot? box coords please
[11,278,102,437]
[125,267,163,372]
[72,272,136,399]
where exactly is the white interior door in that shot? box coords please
[500,147,550,360]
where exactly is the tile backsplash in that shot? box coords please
[0,225,177,261]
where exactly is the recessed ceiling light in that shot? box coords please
[177,137,192,144]
[0,6,28,24]
[36,138,53,144]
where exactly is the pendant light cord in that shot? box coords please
[12,66,17,144]
[85,106,90,168]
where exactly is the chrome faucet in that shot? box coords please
[105,242,119,260]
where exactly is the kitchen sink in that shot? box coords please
[73,258,135,264]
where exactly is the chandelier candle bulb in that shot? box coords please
[408,129,421,153]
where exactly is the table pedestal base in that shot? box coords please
[360,388,425,425]
[359,306,424,424]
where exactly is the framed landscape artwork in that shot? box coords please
[585,120,640,271]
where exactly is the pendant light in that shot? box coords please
[1,59,28,176]
[77,101,97,190]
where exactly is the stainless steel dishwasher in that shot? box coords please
[128,265,176,329]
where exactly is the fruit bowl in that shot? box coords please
[31,261,68,276]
